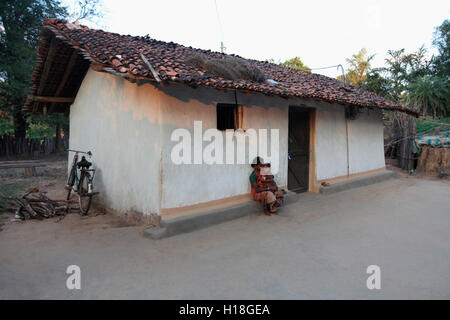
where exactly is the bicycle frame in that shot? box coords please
[66,149,97,215]
[67,150,95,192]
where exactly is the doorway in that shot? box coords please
[288,107,310,192]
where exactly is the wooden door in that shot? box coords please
[288,108,310,192]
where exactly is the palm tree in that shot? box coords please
[338,48,375,87]
[405,75,449,118]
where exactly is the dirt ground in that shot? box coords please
[0,158,449,299]
[0,158,447,235]
[0,158,143,233]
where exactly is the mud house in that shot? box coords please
[24,19,417,218]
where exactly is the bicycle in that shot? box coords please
[66,149,98,215]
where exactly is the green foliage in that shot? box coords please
[0,0,68,138]
[354,43,448,119]
[405,75,449,118]
[383,47,432,100]
[26,113,69,139]
[353,46,433,102]
[416,117,450,133]
[376,46,448,119]
[362,68,393,99]
[339,24,449,120]
[0,112,14,135]
[26,116,54,139]
[338,48,374,87]
[432,19,450,77]
[280,57,311,72]
[0,1,103,142]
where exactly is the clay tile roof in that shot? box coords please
[24,19,418,116]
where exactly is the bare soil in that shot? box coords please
[1,172,449,299]
[0,157,143,233]
[1,157,447,238]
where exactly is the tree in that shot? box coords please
[0,0,104,144]
[405,75,449,118]
[338,48,374,87]
[382,47,432,101]
[362,68,393,99]
[361,47,433,103]
[0,0,67,139]
[280,57,311,72]
[432,19,449,78]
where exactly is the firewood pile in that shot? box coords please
[0,188,75,220]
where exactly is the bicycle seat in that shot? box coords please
[77,156,92,169]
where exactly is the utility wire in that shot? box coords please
[310,64,341,70]
[310,64,346,84]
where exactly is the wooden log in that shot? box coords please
[39,192,55,215]
[1,189,80,219]
[18,199,39,218]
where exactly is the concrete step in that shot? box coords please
[319,170,395,195]
[144,191,299,240]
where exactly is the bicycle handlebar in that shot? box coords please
[67,149,92,156]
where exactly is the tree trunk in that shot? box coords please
[13,109,27,140]
[54,120,60,152]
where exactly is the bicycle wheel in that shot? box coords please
[67,157,77,186]
[66,168,76,212]
[78,172,92,215]
[66,185,72,212]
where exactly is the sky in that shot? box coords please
[76,0,448,78]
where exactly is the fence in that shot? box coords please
[0,135,69,160]
[384,112,417,171]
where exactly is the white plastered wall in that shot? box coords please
[69,68,163,214]
[70,69,289,213]
[157,83,289,209]
[314,103,385,180]
[70,68,385,214]
[347,108,385,174]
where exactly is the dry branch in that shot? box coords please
[0,188,76,220]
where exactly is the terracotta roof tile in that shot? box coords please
[25,19,417,116]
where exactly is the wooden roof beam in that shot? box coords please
[28,95,74,103]
[48,49,78,115]
[32,36,58,113]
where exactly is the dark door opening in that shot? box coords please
[288,107,310,193]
